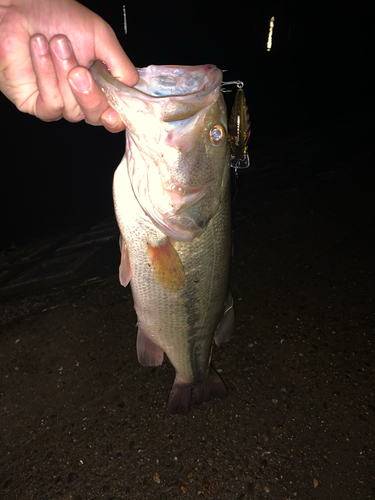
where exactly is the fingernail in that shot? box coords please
[54,37,72,60]
[33,35,48,56]
[69,70,90,92]
[103,109,122,129]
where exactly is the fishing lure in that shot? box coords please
[222,80,251,174]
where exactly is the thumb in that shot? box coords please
[94,21,139,87]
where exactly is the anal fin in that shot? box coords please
[136,326,164,366]
[214,290,235,347]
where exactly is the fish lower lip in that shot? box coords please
[158,211,213,242]
[155,219,199,242]
[164,187,206,209]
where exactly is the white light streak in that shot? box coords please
[123,5,128,35]
[267,16,275,51]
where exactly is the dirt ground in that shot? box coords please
[0,115,374,499]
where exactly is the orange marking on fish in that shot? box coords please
[147,239,186,292]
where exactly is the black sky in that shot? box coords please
[1,0,373,249]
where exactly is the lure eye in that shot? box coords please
[209,124,226,145]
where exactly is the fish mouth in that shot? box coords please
[90,61,223,123]
[135,64,222,99]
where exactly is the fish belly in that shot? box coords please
[113,156,233,414]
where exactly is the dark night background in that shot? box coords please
[1,0,373,250]
[1,3,375,497]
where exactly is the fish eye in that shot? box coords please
[209,124,226,145]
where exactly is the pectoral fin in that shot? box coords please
[119,235,132,287]
[147,238,186,292]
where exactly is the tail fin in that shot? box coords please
[168,366,227,415]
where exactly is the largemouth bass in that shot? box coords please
[90,61,235,414]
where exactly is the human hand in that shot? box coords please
[0,0,138,132]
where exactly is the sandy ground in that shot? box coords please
[0,116,374,499]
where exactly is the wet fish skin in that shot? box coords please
[90,61,235,414]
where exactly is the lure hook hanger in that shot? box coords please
[221,80,244,89]
[221,80,245,92]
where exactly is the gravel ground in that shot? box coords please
[0,116,374,499]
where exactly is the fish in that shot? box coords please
[89,61,235,415]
